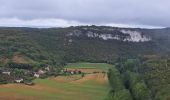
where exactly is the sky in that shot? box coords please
[0,0,169,28]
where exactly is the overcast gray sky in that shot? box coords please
[0,0,169,28]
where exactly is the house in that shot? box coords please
[34,73,40,78]
[15,78,23,83]
[63,69,82,75]
[34,69,46,78]
[71,71,74,74]
[38,69,46,74]
[66,70,74,74]
[2,71,11,75]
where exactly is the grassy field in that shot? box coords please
[65,63,113,71]
[0,63,112,100]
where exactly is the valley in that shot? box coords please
[0,26,170,100]
[0,63,111,100]
[0,0,169,99]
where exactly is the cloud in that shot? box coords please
[0,0,169,28]
[0,18,162,28]
[0,18,84,28]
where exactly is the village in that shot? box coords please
[0,65,84,85]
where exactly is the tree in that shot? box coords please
[14,68,24,77]
[124,59,139,72]
[111,89,133,100]
[108,68,125,91]
[125,71,143,89]
[124,71,151,100]
[132,82,151,100]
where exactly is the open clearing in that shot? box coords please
[65,63,113,71]
[0,63,112,100]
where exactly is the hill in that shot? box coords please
[1,26,170,66]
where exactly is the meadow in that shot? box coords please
[65,63,113,71]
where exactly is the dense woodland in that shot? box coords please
[0,26,170,100]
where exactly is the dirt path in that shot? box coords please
[71,73,108,84]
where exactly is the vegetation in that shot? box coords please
[107,58,152,100]
[107,67,133,100]
[124,71,151,100]
[141,58,170,100]
[65,63,113,71]
[0,63,110,100]
[0,26,170,100]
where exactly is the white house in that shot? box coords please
[34,73,40,78]
[38,69,45,74]
[2,71,11,75]
[71,71,74,74]
[15,79,23,83]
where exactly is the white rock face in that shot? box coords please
[120,30,151,42]
[67,29,151,42]
[87,31,120,40]
[87,32,99,37]
[99,34,117,40]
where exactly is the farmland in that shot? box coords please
[0,63,112,100]
[65,63,113,71]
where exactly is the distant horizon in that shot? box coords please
[0,23,165,29]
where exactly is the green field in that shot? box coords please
[65,63,113,71]
[0,63,112,100]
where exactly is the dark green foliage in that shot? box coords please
[124,71,151,100]
[124,71,143,89]
[81,73,85,77]
[8,62,33,70]
[154,84,170,100]
[115,58,152,100]
[108,67,133,100]
[0,77,8,84]
[108,68,125,91]
[0,74,14,83]
[142,58,170,100]
[13,68,25,77]
[110,89,133,100]
[123,59,140,72]
[131,82,151,100]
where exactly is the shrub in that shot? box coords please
[112,89,133,100]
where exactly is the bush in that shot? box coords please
[81,73,85,77]
[132,82,151,100]
[111,89,133,100]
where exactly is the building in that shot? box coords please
[34,73,40,78]
[38,69,46,74]
[2,71,11,75]
[15,78,23,83]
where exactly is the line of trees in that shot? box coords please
[108,58,151,100]
[124,71,151,100]
[107,68,133,100]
